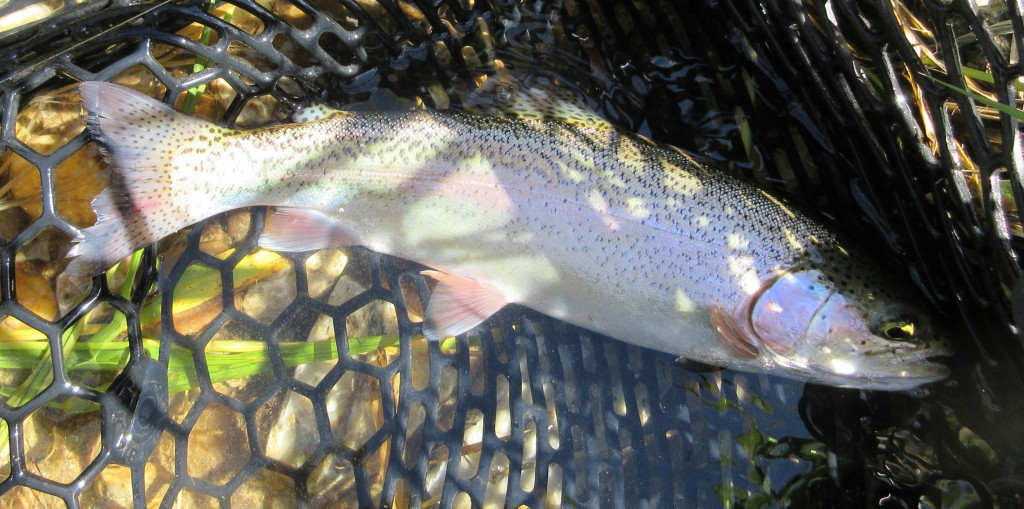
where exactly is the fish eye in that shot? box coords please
[880,320,915,341]
[870,304,924,342]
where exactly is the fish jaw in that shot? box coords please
[764,315,951,390]
[771,345,951,391]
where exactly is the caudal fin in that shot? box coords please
[66,82,226,276]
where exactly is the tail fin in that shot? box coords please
[66,82,225,276]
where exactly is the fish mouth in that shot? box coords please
[881,356,951,381]
[872,343,954,370]
[770,345,953,391]
[828,352,952,390]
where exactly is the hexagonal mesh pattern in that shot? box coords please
[0,0,1022,507]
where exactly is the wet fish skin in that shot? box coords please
[68,81,951,390]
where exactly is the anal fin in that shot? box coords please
[421,270,508,341]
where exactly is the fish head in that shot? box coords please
[748,261,952,390]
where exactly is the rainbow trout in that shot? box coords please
[68,81,950,390]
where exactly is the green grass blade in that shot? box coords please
[181,0,235,115]
[930,75,1024,121]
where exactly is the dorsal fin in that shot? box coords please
[292,104,340,123]
[293,88,419,122]
[466,72,609,127]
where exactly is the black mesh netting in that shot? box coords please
[0,0,1023,507]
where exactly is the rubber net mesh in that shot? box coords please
[0,0,1022,507]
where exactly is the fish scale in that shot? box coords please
[67,81,950,390]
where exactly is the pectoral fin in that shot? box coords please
[674,358,722,373]
[258,207,358,252]
[710,306,760,360]
[421,270,508,341]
